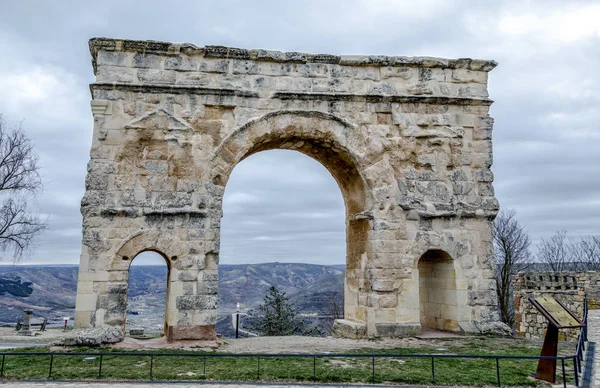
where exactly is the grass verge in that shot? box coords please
[0,337,577,387]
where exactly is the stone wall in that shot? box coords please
[514,271,599,340]
[74,37,504,341]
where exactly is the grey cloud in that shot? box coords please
[0,0,597,265]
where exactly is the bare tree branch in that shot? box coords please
[570,235,600,271]
[537,229,572,272]
[493,209,531,329]
[0,115,47,261]
[324,292,344,335]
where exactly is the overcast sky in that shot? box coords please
[0,0,598,266]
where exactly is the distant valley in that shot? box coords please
[0,263,344,336]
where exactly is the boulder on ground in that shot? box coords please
[53,327,124,346]
[476,321,512,336]
[332,319,367,339]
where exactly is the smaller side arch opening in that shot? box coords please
[125,250,171,337]
[417,249,459,332]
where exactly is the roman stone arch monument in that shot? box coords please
[74,37,503,341]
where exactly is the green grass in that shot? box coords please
[0,337,578,387]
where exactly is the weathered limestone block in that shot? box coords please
[75,37,502,341]
[376,323,421,337]
[332,319,367,339]
[54,327,124,346]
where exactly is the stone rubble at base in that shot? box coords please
[53,327,124,346]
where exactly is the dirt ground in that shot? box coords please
[107,333,545,354]
[0,326,547,355]
[220,335,441,353]
[0,327,65,349]
[217,335,544,354]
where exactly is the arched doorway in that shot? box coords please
[418,249,459,332]
[125,250,170,336]
[219,149,346,336]
[210,111,371,330]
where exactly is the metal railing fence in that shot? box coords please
[0,296,590,388]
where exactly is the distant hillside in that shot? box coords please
[0,266,79,323]
[290,272,344,314]
[0,263,345,328]
[218,263,342,309]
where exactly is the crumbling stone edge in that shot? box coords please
[89,37,498,75]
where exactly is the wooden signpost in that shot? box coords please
[528,297,584,383]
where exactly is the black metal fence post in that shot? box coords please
[431,357,435,383]
[203,356,206,378]
[98,354,103,378]
[371,356,375,384]
[561,359,566,388]
[48,354,54,378]
[313,356,316,381]
[1,354,5,377]
[573,356,579,387]
[150,355,153,380]
[257,356,260,380]
[495,357,500,387]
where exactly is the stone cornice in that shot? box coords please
[89,37,498,74]
[90,83,492,106]
[274,92,493,106]
[100,207,207,218]
[90,83,259,98]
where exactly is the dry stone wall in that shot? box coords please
[75,38,503,341]
[514,271,600,340]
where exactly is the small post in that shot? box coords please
[18,310,34,336]
[257,356,260,380]
[431,357,435,383]
[496,357,500,387]
[203,356,206,377]
[313,356,316,381]
[98,354,103,378]
[236,302,240,339]
[372,356,375,384]
[561,359,566,388]
[150,356,153,380]
[1,354,5,377]
[48,354,54,378]
[574,356,579,387]
[537,323,559,383]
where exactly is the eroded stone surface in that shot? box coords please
[54,327,124,346]
[75,37,502,340]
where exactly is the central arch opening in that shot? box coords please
[219,149,346,337]
[211,112,371,337]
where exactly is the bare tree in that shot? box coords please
[537,229,572,272]
[324,292,344,335]
[570,235,600,271]
[0,115,46,261]
[493,209,531,328]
